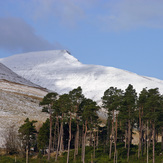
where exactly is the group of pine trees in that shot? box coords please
[17,85,163,163]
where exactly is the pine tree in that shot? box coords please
[137,88,148,158]
[37,119,50,154]
[55,93,71,161]
[40,92,58,161]
[102,87,123,161]
[122,84,137,162]
[18,118,37,163]
[79,98,99,163]
[69,86,84,159]
[145,88,160,163]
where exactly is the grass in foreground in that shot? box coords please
[0,143,163,163]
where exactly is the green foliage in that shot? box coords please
[37,119,50,151]
[80,98,99,122]
[1,142,163,163]
[18,118,37,152]
[4,85,163,163]
[40,92,58,106]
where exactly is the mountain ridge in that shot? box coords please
[1,50,163,101]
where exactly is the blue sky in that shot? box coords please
[0,0,163,80]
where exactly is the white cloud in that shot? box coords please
[20,0,85,27]
[98,0,163,30]
[1,0,163,33]
[24,0,163,30]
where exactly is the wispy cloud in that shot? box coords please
[0,17,62,54]
[18,0,86,27]
[20,0,163,30]
[1,0,163,38]
[98,0,163,30]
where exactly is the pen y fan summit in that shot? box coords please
[1,50,163,101]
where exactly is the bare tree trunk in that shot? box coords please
[60,121,64,152]
[147,120,149,163]
[55,125,61,161]
[138,108,142,158]
[127,119,131,162]
[149,121,152,147]
[48,109,52,161]
[55,116,63,162]
[26,146,28,163]
[114,115,118,163]
[107,119,110,147]
[67,115,72,163]
[152,123,155,163]
[53,121,57,152]
[76,122,79,153]
[144,124,147,155]
[82,121,87,163]
[83,122,87,163]
[96,130,98,149]
[93,132,96,159]
[81,124,84,162]
[109,110,114,159]
[74,120,79,160]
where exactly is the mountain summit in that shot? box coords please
[1,50,163,101]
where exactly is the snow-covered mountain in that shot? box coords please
[0,62,48,97]
[0,62,48,148]
[1,50,163,101]
[0,62,39,87]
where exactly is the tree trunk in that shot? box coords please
[53,121,57,152]
[26,146,28,163]
[93,132,96,159]
[81,124,84,162]
[60,114,64,152]
[138,108,142,158]
[109,110,114,159]
[74,120,79,160]
[89,130,92,146]
[67,115,72,163]
[152,123,155,163]
[96,130,99,149]
[114,116,117,163]
[144,124,147,155]
[48,108,52,161]
[82,121,87,163]
[161,127,163,151]
[76,121,79,153]
[83,122,87,163]
[147,120,149,163]
[149,121,152,147]
[55,116,63,162]
[107,119,110,147]
[127,119,131,162]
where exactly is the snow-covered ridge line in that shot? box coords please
[0,62,41,88]
[1,50,163,101]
